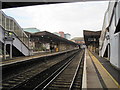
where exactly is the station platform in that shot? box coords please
[0,51,51,66]
[82,49,120,89]
[0,49,76,66]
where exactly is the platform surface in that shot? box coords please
[84,49,120,89]
[0,50,73,66]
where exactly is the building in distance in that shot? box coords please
[71,37,85,44]
[53,31,71,40]
[23,28,40,33]
[59,31,65,38]
[64,33,71,40]
[53,32,61,37]
[71,37,85,48]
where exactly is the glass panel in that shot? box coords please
[10,19,13,31]
[18,28,22,39]
[20,31,23,41]
[13,22,16,35]
[6,18,9,30]
[2,14,5,29]
[14,22,19,37]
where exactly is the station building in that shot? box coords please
[64,33,71,40]
[25,31,80,52]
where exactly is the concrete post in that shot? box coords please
[28,34,31,56]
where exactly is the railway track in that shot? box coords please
[2,50,79,89]
[34,49,84,90]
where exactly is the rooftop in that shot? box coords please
[30,31,79,45]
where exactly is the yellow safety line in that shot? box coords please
[88,50,120,88]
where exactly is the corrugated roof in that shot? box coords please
[30,31,79,45]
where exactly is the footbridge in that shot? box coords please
[0,10,32,59]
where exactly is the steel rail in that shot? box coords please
[69,51,84,90]
[2,50,78,89]
[33,52,77,90]
[34,50,84,90]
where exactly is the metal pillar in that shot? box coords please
[10,43,12,59]
[108,44,110,60]
[3,43,6,60]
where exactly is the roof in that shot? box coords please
[1,2,61,9]
[23,28,40,33]
[1,0,101,9]
[83,30,101,46]
[30,31,79,45]
[83,30,101,36]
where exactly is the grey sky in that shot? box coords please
[2,1,109,38]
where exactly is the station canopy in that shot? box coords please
[83,30,101,46]
[27,31,79,45]
[1,0,100,9]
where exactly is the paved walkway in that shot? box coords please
[86,49,102,88]
[83,49,120,89]
[0,51,55,66]
[0,49,75,66]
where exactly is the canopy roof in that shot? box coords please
[26,31,79,45]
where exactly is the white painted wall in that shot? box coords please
[100,1,120,69]
[109,2,120,68]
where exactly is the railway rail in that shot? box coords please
[2,49,80,89]
[34,49,84,90]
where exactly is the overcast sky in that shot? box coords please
[2,1,109,38]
